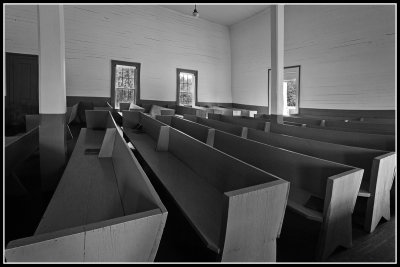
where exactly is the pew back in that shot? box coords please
[123,114,289,261]
[149,105,175,117]
[270,123,395,151]
[6,125,167,262]
[192,116,246,137]
[85,110,116,130]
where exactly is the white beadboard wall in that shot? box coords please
[5,5,232,103]
[230,5,395,110]
[5,5,395,110]
[230,8,271,107]
[5,5,39,55]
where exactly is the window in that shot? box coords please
[268,65,300,115]
[111,60,140,109]
[176,68,198,106]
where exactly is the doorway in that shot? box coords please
[5,53,39,136]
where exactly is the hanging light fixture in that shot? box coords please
[192,4,199,18]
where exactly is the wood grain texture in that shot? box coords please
[316,169,363,260]
[211,129,363,259]
[364,152,396,233]
[6,126,167,262]
[124,116,289,261]
[270,123,395,151]
[221,181,289,261]
[246,127,396,233]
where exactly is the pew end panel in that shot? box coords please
[166,127,289,261]
[6,127,167,262]
[206,129,216,146]
[316,168,364,261]
[220,180,289,262]
[5,209,166,262]
[364,152,396,233]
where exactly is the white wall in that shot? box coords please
[5,5,232,103]
[230,5,396,110]
[5,5,39,55]
[230,8,271,107]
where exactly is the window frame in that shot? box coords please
[268,65,301,115]
[110,60,141,109]
[176,68,198,107]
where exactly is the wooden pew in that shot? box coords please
[357,117,395,124]
[5,127,40,196]
[5,112,167,262]
[123,111,289,262]
[175,105,208,118]
[246,128,396,233]
[208,114,270,131]
[149,105,175,117]
[160,116,364,260]
[156,115,214,145]
[270,123,395,151]
[183,114,247,138]
[315,120,395,135]
[211,130,363,260]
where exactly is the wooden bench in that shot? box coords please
[246,128,396,233]
[183,114,247,138]
[270,123,395,151]
[159,116,364,260]
[123,111,289,262]
[316,120,395,135]
[156,115,215,146]
[5,113,167,262]
[175,105,208,118]
[5,127,40,196]
[208,113,270,131]
[210,129,363,260]
[149,105,175,117]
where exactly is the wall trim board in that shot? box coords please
[232,103,269,114]
[299,108,396,119]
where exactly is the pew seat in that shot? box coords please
[158,115,364,260]
[123,111,289,262]
[5,111,167,262]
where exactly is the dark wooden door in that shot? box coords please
[5,53,39,135]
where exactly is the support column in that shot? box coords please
[38,5,67,192]
[270,5,285,124]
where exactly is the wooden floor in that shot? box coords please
[5,126,396,262]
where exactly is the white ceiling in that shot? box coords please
[160,4,269,26]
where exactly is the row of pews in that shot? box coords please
[5,111,167,262]
[5,107,395,262]
[176,114,396,232]
[175,105,258,117]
